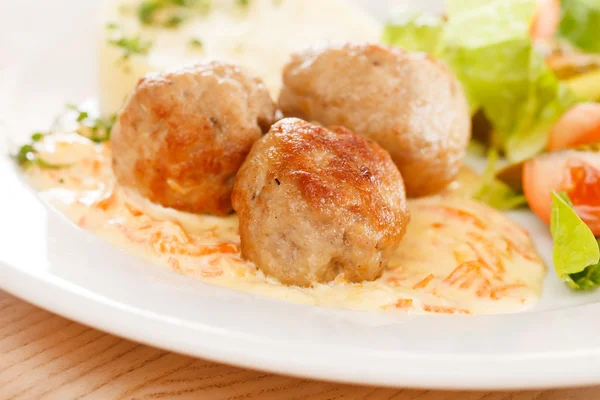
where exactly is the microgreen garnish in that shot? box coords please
[67,104,116,143]
[14,105,116,170]
[16,143,37,167]
[15,133,68,169]
[106,24,152,72]
[188,37,204,50]
[31,132,45,142]
[137,0,211,28]
[138,1,162,24]
[108,34,152,59]
[164,15,184,27]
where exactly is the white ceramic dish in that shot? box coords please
[3,0,600,390]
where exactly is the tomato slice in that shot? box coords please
[548,103,600,151]
[563,162,600,234]
[530,0,560,41]
[523,150,600,235]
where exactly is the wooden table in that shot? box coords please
[0,290,598,400]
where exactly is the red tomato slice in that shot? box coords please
[548,103,600,151]
[530,0,561,41]
[523,150,600,235]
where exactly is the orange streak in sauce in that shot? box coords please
[422,305,471,314]
[412,274,435,290]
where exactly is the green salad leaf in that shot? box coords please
[382,0,576,162]
[559,0,600,54]
[550,191,600,290]
[382,12,444,54]
[472,150,528,210]
[444,0,535,46]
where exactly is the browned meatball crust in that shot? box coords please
[278,42,471,197]
[111,62,280,215]
[232,118,409,286]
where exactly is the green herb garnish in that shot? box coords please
[108,35,152,59]
[67,104,116,143]
[188,37,204,50]
[31,132,45,142]
[14,105,116,170]
[16,144,37,167]
[138,0,163,24]
[36,159,70,169]
[15,134,68,169]
[137,0,211,28]
[164,15,184,27]
[75,110,89,123]
[106,24,153,72]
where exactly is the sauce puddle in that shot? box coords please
[26,132,546,314]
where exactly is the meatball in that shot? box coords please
[278,42,471,197]
[111,62,280,215]
[232,118,409,286]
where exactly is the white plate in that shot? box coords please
[3,0,600,391]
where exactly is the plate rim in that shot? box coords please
[3,255,600,391]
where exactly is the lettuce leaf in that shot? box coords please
[550,191,600,290]
[472,150,528,210]
[564,69,600,102]
[503,65,576,161]
[443,0,536,47]
[559,0,600,54]
[382,0,576,162]
[382,12,444,54]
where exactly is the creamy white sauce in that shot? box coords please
[98,0,382,115]
[27,133,546,314]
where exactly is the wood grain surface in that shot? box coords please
[0,290,598,400]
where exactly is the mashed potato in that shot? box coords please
[98,0,382,115]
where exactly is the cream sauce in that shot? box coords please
[26,133,546,314]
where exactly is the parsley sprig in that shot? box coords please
[188,37,204,50]
[108,35,152,58]
[15,132,67,169]
[15,105,116,169]
[106,23,152,71]
[67,105,116,143]
[137,0,211,28]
